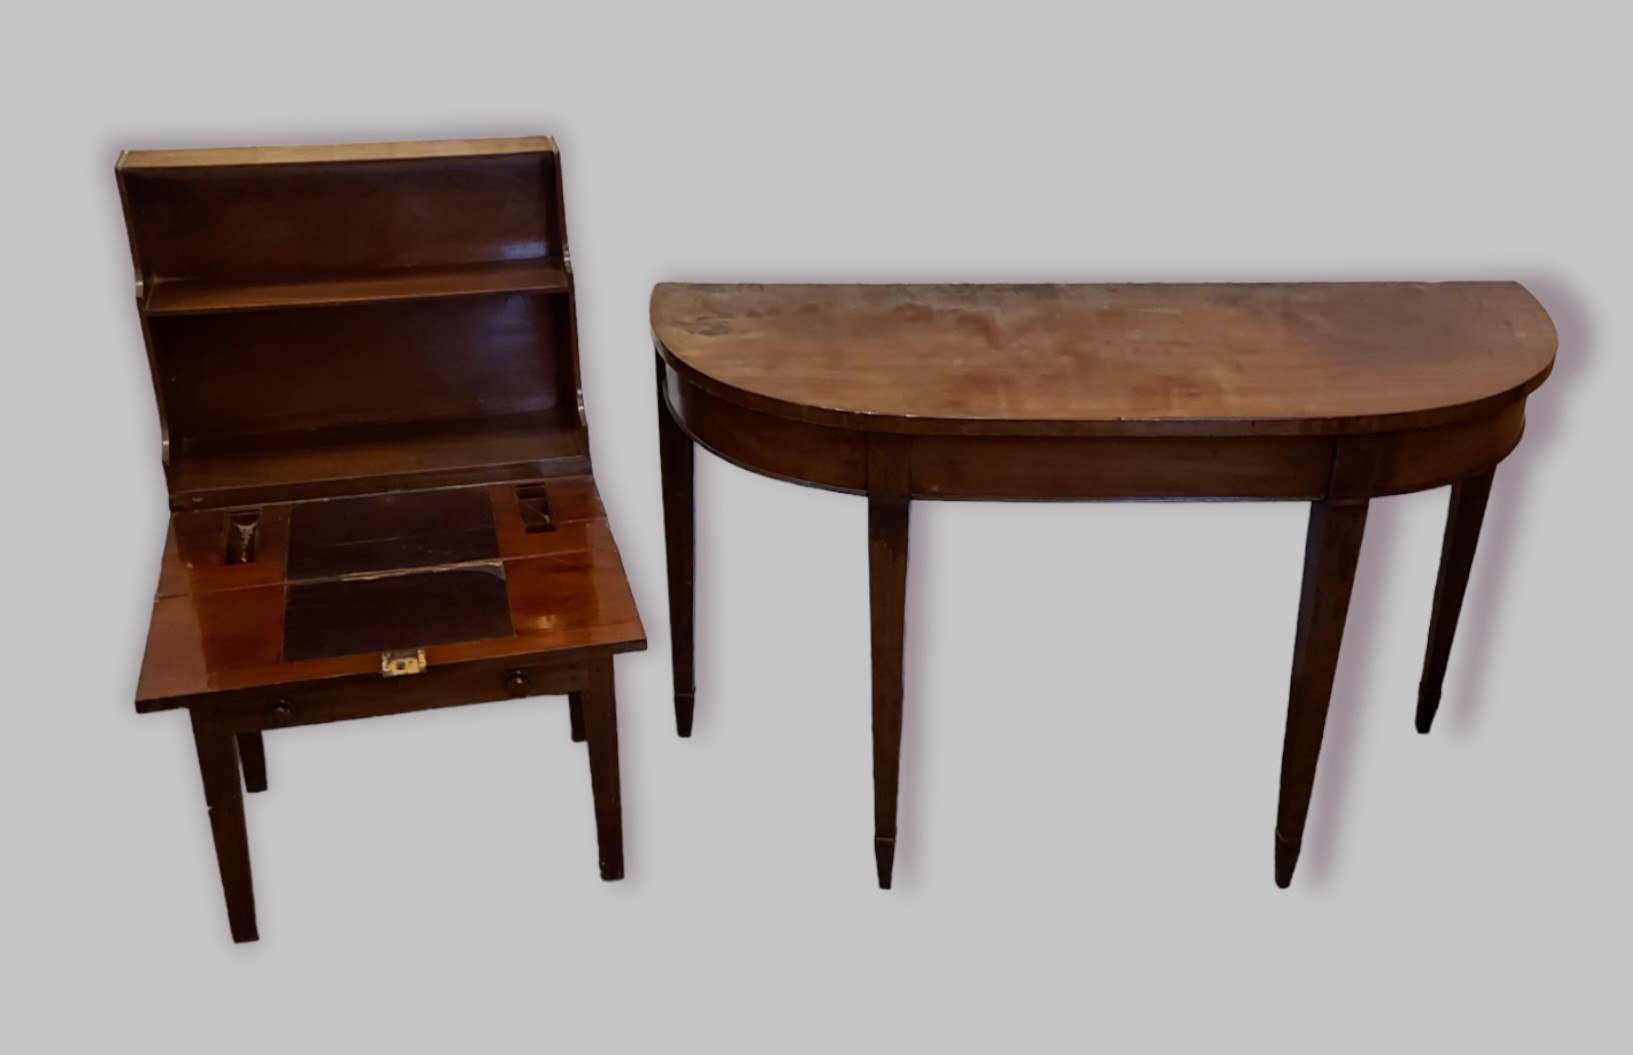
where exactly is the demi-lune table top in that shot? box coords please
[652,282,1556,437]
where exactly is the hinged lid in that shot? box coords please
[117,136,588,509]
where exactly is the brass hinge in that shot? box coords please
[381,648,427,677]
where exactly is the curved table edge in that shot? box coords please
[651,281,1557,440]
[658,350,1538,502]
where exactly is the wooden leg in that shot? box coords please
[581,658,624,881]
[567,692,586,743]
[1275,499,1369,889]
[191,712,258,942]
[657,356,697,737]
[1417,469,1496,734]
[236,732,267,793]
[869,493,910,890]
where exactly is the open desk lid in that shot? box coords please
[117,137,588,509]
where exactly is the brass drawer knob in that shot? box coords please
[270,700,294,726]
[504,670,530,697]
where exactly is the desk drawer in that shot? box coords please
[195,655,588,735]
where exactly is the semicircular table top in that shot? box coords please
[651,282,1556,437]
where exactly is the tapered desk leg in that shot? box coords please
[1417,469,1496,734]
[582,658,624,881]
[1275,499,1369,889]
[567,692,586,743]
[191,712,258,942]
[869,493,910,890]
[236,732,267,793]
[657,358,697,737]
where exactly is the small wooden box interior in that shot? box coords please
[118,137,585,511]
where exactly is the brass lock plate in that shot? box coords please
[381,648,427,677]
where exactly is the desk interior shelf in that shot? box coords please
[143,260,570,316]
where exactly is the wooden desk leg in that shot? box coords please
[868,492,910,890]
[236,732,267,793]
[1275,499,1369,889]
[1417,468,1496,734]
[582,658,625,881]
[657,358,697,737]
[191,711,258,942]
[567,692,587,743]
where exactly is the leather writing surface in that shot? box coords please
[286,489,499,581]
[282,565,513,662]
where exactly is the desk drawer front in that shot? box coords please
[195,658,586,734]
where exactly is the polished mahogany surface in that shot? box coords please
[144,259,570,315]
[652,280,1556,893]
[121,136,560,169]
[122,139,563,284]
[652,283,1556,436]
[121,137,635,940]
[139,477,643,708]
[119,136,584,510]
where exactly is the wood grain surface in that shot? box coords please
[118,136,557,170]
[654,278,1556,892]
[653,283,1555,437]
[121,136,632,941]
[138,478,643,708]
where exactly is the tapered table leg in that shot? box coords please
[1417,469,1496,734]
[236,732,267,793]
[868,492,910,889]
[567,692,586,743]
[1275,499,1369,889]
[582,658,624,881]
[657,357,697,737]
[191,712,258,942]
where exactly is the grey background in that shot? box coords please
[3,1,1627,1050]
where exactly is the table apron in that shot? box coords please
[1330,399,1526,499]
[663,367,1527,502]
[909,433,1332,500]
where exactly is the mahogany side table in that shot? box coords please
[121,138,644,942]
[651,282,1556,889]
